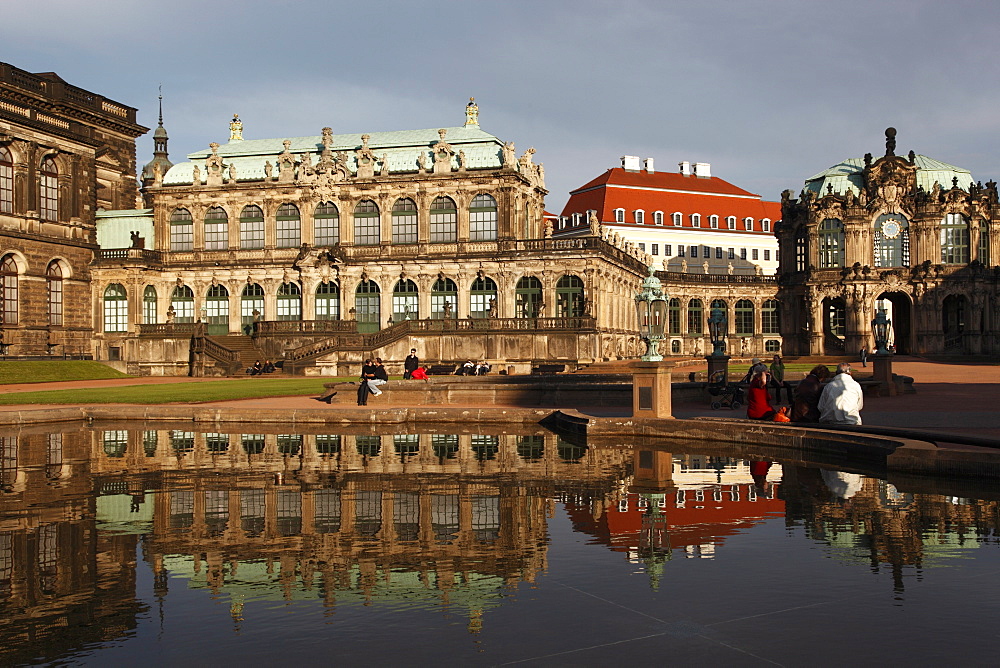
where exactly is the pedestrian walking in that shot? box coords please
[860,347,868,368]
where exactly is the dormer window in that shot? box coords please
[745,217,754,231]
[572,212,581,227]
[614,208,625,223]
[691,213,701,228]
[654,211,664,226]
[672,212,682,226]
[762,218,771,232]
[727,216,736,230]
[634,209,645,224]
[709,215,719,229]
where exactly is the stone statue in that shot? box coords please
[192,163,201,184]
[703,260,710,274]
[442,301,453,318]
[228,162,238,183]
[727,262,734,275]
[432,129,454,174]
[589,211,601,236]
[205,142,224,186]
[380,154,390,176]
[502,142,516,168]
[417,152,427,173]
[152,161,163,186]
[681,259,688,273]
[264,161,273,179]
[458,149,466,172]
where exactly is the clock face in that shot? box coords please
[881,219,902,239]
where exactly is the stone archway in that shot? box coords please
[875,291,912,354]
[941,294,967,352]
[822,296,846,355]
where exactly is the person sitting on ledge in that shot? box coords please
[410,366,429,381]
[791,364,830,423]
[819,362,863,425]
[475,361,491,375]
[746,369,777,421]
[247,360,262,376]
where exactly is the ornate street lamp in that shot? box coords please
[872,308,892,355]
[708,306,727,356]
[634,266,668,361]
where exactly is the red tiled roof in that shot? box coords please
[572,167,760,197]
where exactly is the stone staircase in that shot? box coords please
[207,335,281,375]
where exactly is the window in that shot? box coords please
[556,275,585,317]
[716,247,723,259]
[668,298,681,335]
[728,248,735,260]
[46,262,62,326]
[690,245,698,258]
[678,246,685,257]
[276,282,301,320]
[874,214,910,267]
[470,194,498,240]
[638,243,646,252]
[709,215,719,229]
[764,249,770,261]
[672,212,682,226]
[205,284,229,334]
[691,213,701,227]
[431,278,458,319]
[940,213,969,264]
[241,283,264,331]
[392,279,419,321]
[740,248,747,260]
[315,282,340,320]
[735,299,754,336]
[664,244,672,256]
[727,216,736,230]
[818,218,844,268]
[276,203,301,248]
[0,147,12,214]
[654,211,664,225]
[980,221,991,265]
[703,246,711,258]
[762,299,780,335]
[39,157,58,222]
[104,284,128,332]
[169,208,193,251]
[762,219,771,232]
[752,248,759,261]
[204,206,228,250]
[745,217,754,231]
[615,208,625,223]
[170,285,194,323]
[470,276,497,318]
[239,204,264,249]
[143,286,157,324]
[515,276,542,317]
[634,210,645,224]
[651,243,659,256]
[314,201,340,245]
[429,196,457,243]
[392,198,418,244]
[687,299,703,334]
[765,339,781,352]
[0,255,17,325]
[354,200,380,245]
[354,280,381,333]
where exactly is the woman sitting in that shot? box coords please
[746,370,777,420]
[791,364,831,423]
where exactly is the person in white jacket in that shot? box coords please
[818,362,863,425]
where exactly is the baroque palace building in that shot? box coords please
[776,128,1000,356]
[0,62,146,357]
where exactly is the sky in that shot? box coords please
[6,0,1000,212]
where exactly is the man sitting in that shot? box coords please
[819,362,864,425]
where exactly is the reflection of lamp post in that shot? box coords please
[872,309,892,355]
[634,266,668,361]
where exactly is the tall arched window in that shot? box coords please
[818,218,845,268]
[239,204,265,249]
[555,275,585,317]
[39,157,58,222]
[1,255,17,325]
[241,283,264,333]
[143,286,158,324]
[762,299,780,335]
[431,278,458,318]
[315,282,340,320]
[874,214,909,267]
[979,220,991,265]
[314,201,340,245]
[668,298,681,335]
[204,206,228,250]
[392,198,418,244]
[735,299,754,335]
[516,276,542,318]
[170,208,194,251]
[205,284,229,334]
[170,285,194,323]
[940,213,969,264]
[392,279,419,321]
[470,194,498,241]
[276,282,301,320]
[470,276,497,318]
[795,228,807,272]
[354,200,380,246]
[687,299,703,335]
[46,262,63,326]
[276,203,301,248]
[429,196,457,243]
[104,284,128,332]
[355,279,381,333]
[0,146,12,214]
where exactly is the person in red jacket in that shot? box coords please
[746,370,777,420]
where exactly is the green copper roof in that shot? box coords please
[95,208,154,249]
[804,155,974,196]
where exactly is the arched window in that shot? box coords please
[315,282,340,320]
[979,220,991,265]
[276,203,301,248]
[819,218,845,268]
[392,198,418,244]
[687,299,703,334]
[239,204,265,249]
[668,298,681,335]
[430,196,457,243]
[205,284,229,334]
[470,194,498,240]
[170,208,194,251]
[940,213,969,264]
[354,200,380,245]
[470,276,498,318]
[516,276,542,318]
[654,211,664,226]
[744,217,754,231]
[355,279,381,333]
[634,210,645,224]
[392,279,419,321]
[0,146,12,214]
[204,206,228,250]
[314,201,340,246]
[762,219,771,232]
[170,285,194,323]
[709,215,719,229]
[727,216,736,230]
[143,286,158,324]
[614,208,625,223]
[104,284,128,332]
[690,213,701,228]
[672,212,682,226]
[555,275,584,317]
[874,214,909,267]
[762,299,780,335]
[39,157,58,222]
[46,262,63,326]
[735,299,754,335]
[241,283,264,333]
[795,228,807,272]
[276,282,301,320]
[1,255,17,325]
[431,277,458,319]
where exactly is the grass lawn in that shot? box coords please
[0,360,130,384]
[0,377,350,405]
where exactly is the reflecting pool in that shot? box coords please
[3,423,1000,665]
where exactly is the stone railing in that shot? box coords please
[0,63,138,124]
[658,272,778,286]
[138,323,196,337]
[254,320,357,335]
[96,248,163,263]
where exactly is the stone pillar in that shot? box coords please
[706,354,730,383]
[631,360,675,419]
[871,352,895,396]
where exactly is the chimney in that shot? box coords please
[644,158,655,173]
[694,162,711,178]
[621,155,641,171]
[678,161,692,176]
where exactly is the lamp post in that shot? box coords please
[705,305,730,382]
[871,308,896,394]
[871,309,892,355]
[634,266,668,362]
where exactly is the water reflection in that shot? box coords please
[2,425,1000,663]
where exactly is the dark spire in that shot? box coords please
[142,85,173,185]
[885,127,896,157]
